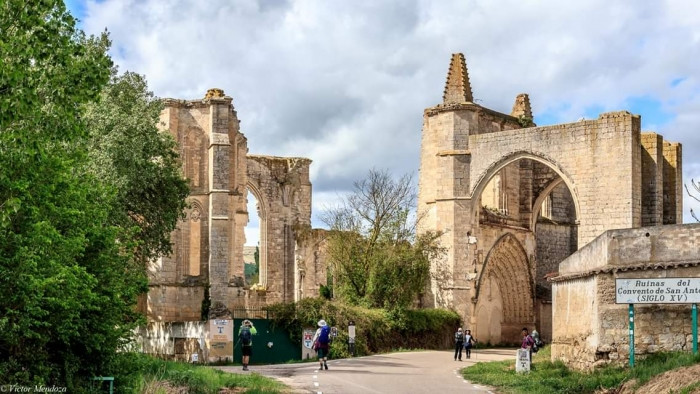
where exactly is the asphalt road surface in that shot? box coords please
[216,349,516,393]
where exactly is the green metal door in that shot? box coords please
[233,318,299,364]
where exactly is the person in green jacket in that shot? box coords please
[238,319,257,371]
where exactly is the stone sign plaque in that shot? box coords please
[208,319,233,362]
[616,278,700,304]
[302,327,315,360]
[516,349,530,373]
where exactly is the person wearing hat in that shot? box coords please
[311,319,331,370]
[238,319,257,371]
[454,327,465,361]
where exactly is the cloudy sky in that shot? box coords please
[66,0,700,244]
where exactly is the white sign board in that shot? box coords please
[516,349,530,373]
[616,278,700,304]
[208,319,233,362]
[302,328,316,360]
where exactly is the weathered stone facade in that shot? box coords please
[418,53,683,344]
[551,224,700,370]
[143,89,321,321]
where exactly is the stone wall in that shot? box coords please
[535,222,576,292]
[551,224,700,370]
[135,322,207,362]
[641,133,664,226]
[246,155,312,305]
[295,229,330,301]
[663,142,683,224]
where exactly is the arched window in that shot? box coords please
[540,194,553,219]
[188,206,202,276]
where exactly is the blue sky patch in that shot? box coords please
[623,96,674,130]
[670,77,686,88]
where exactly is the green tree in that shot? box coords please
[321,169,444,309]
[82,70,190,262]
[0,1,186,387]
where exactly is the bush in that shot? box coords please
[266,298,460,357]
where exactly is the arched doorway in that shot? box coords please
[471,154,579,343]
[474,233,533,344]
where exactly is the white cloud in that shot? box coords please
[80,0,700,225]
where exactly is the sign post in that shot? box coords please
[615,278,700,367]
[693,304,698,355]
[348,320,356,357]
[628,304,635,368]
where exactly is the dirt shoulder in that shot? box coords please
[619,364,700,394]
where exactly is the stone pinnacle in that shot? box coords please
[442,53,474,104]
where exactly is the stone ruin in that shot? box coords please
[417,53,691,361]
[551,224,700,369]
[139,55,698,369]
[139,89,328,323]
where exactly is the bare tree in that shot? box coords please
[686,179,700,222]
[321,169,444,309]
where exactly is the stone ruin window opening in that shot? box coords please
[541,194,553,220]
[188,204,202,276]
[245,186,268,289]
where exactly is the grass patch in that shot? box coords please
[106,352,288,393]
[462,347,700,394]
[675,381,700,394]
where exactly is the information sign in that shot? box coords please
[616,278,700,304]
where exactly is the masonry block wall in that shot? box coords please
[663,142,683,224]
[551,224,700,370]
[246,155,312,306]
[145,90,314,322]
[295,229,330,301]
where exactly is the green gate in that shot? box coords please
[232,309,299,364]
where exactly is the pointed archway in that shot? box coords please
[473,233,534,344]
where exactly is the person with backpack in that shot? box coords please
[238,319,257,371]
[521,327,535,361]
[454,328,464,361]
[463,329,477,359]
[311,319,331,370]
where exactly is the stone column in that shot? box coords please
[207,90,233,304]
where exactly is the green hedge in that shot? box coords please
[266,298,460,358]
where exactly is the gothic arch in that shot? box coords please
[470,151,581,223]
[530,178,572,231]
[182,127,207,190]
[246,181,269,287]
[474,233,534,342]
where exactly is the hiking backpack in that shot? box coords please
[318,325,331,344]
[240,326,252,346]
[530,334,539,353]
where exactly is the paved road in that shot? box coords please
[216,349,516,393]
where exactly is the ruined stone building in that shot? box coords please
[418,53,684,345]
[141,89,327,321]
